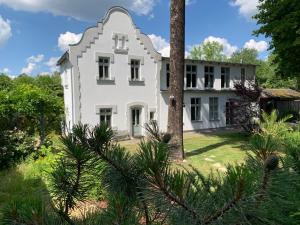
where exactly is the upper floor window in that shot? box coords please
[209,97,219,121]
[131,59,140,80]
[191,97,201,121]
[205,66,214,88]
[186,65,197,88]
[98,57,110,79]
[100,108,112,127]
[166,63,170,88]
[241,68,246,85]
[221,67,230,88]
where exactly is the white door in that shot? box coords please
[132,108,141,137]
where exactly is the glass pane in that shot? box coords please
[135,68,139,79]
[186,65,191,72]
[105,66,109,78]
[191,98,195,104]
[132,110,135,125]
[192,74,196,87]
[192,66,196,72]
[205,66,208,73]
[191,106,195,121]
[166,73,170,88]
[166,64,170,71]
[136,110,140,124]
[131,67,135,79]
[99,66,103,78]
[187,74,191,87]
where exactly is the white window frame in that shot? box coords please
[209,97,219,121]
[166,63,170,88]
[191,97,201,121]
[186,65,197,88]
[98,57,110,80]
[221,67,230,88]
[130,59,140,81]
[99,108,112,127]
[205,66,214,88]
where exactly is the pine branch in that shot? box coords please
[203,178,245,224]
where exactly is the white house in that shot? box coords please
[58,6,256,138]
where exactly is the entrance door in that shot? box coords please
[132,108,141,137]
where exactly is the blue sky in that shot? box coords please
[0,0,268,76]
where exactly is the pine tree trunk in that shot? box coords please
[167,0,185,160]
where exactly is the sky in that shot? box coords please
[0,0,269,76]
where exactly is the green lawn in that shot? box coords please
[0,130,249,221]
[120,130,249,175]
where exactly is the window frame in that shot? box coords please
[191,97,201,122]
[166,63,170,88]
[186,65,197,88]
[99,108,112,127]
[98,57,110,80]
[221,67,230,88]
[209,97,219,121]
[130,59,141,81]
[204,66,214,88]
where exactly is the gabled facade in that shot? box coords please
[58,6,256,137]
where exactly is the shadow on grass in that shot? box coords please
[0,166,62,224]
[185,131,250,158]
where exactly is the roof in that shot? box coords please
[161,57,258,67]
[57,51,69,66]
[261,88,300,100]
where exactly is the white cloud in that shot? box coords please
[0,68,10,74]
[21,54,45,75]
[21,62,36,74]
[230,0,258,19]
[27,54,44,63]
[186,0,196,5]
[0,15,12,47]
[46,57,60,72]
[148,34,170,57]
[244,39,268,52]
[58,32,82,51]
[203,36,238,56]
[0,0,158,21]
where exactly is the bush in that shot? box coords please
[0,129,35,170]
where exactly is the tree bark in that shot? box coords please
[167,0,185,160]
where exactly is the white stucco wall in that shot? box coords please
[60,61,74,131]
[76,9,159,135]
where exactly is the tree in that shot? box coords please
[0,74,13,91]
[229,48,259,64]
[167,0,185,160]
[254,0,300,89]
[189,41,226,61]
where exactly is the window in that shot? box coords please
[209,97,219,121]
[100,108,112,127]
[191,98,201,121]
[221,67,230,88]
[205,66,214,88]
[186,65,197,88]
[150,111,155,121]
[113,33,128,53]
[166,63,170,88]
[98,57,110,79]
[131,59,140,80]
[241,68,246,85]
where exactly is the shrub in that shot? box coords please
[0,129,35,170]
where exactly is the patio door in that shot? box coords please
[132,108,141,137]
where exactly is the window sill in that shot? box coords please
[204,87,215,90]
[96,77,115,85]
[128,78,145,86]
[209,119,220,122]
[191,120,203,123]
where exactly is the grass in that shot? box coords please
[0,130,249,221]
[120,130,249,175]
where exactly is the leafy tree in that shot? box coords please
[254,0,300,89]
[168,0,185,160]
[0,74,13,91]
[10,84,63,145]
[189,41,226,61]
[229,48,259,64]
